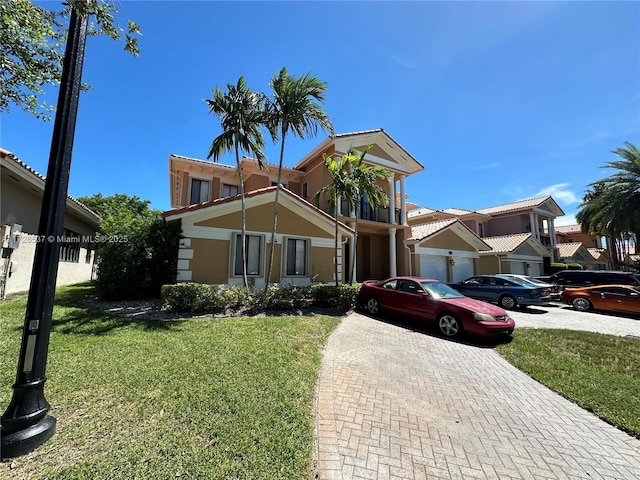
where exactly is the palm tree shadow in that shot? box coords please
[355,308,513,349]
[50,309,184,336]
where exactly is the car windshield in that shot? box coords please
[507,276,539,287]
[422,281,464,299]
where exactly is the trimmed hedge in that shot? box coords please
[161,282,361,314]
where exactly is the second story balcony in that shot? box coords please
[339,199,401,224]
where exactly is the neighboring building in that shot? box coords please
[556,242,595,269]
[476,233,552,277]
[166,129,424,285]
[586,248,612,270]
[407,197,563,277]
[0,148,100,298]
[405,219,492,282]
[555,224,604,249]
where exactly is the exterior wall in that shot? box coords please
[3,233,96,296]
[424,230,477,252]
[557,231,602,249]
[174,198,346,286]
[1,168,99,297]
[486,214,528,237]
[245,173,269,192]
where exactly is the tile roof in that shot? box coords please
[555,224,583,233]
[409,218,458,241]
[1,148,100,221]
[557,242,585,258]
[407,207,439,218]
[441,208,475,216]
[475,196,553,215]
[293,128,424,172]
[587,248,607,260]
[480,233,533,253]
[170,154,300,173]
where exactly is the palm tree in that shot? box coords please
[346,146,390,284]
[314,152,358,285]
[206,76,266,288]
[263,67,333,287]
[576,142,640,269]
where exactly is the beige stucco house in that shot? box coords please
[0,148,100,298]
[406,197,563,278]
[166,129,424,285]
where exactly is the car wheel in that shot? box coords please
[499,295,517,310]
[572,297,592,312]
[438,314,462,337]
[366,297,380,315]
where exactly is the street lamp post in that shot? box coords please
[1,5,88,458]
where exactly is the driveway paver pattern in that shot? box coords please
[315,312,640,480]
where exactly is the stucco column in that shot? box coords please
[350,221,357,282]
[388,227,397,277]
[337,195,342,216]
[549,218,556,248]
[400,175,407,225]
[529,212,535,237]
[388,175,396,224]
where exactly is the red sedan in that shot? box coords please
[560,284,640,315]
[358,276,515,338]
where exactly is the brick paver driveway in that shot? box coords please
[315,307,640,479]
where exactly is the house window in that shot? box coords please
[59,229,80,263]
[190,178,210,204]
[478,222,485,238]
[302,182,308,199]
[222,184,239,198]
[233,234,263,276]
[285,238,309,276]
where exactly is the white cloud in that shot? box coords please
[533,183,580,205]
[390,55,416,69]
[475,162,499,170]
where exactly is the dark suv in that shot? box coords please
[550,270,640,289]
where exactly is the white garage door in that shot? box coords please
[528,262,541,277]
[419,255,447,282]
[510,261,526,274]
[452,257,474,282]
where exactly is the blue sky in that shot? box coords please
[2,1,639,226]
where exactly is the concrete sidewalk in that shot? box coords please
[314,313,640,479]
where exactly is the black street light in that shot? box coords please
[1,6,88,458]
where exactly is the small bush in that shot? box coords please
[161,283,214,312]
[252,284,311,312]
[161,282,360,315]
[310,284,360,311]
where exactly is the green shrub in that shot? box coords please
[252,284,311,312]
[310,283,360,311]
[161,283,214,312]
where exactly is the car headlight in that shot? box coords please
[473,312,496,322]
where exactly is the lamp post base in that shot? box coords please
[1,415,56,459]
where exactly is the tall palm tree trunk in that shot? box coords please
[350,204,359,285]
[236,144,248,288]
[334,195,339,286]
[266,134,286,287]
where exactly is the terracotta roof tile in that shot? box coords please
[587,248,606,260]
[557,242,584,258]
[481,233,532,253]
[409,219,459,241]
[475,196,552,215]
[555,224,583,233]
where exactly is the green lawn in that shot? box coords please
[496,328,640,438]
[0,285,341,479]
[3,287,639,478]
